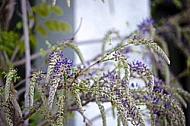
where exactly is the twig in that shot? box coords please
[20,96,110,125]
[21,0,31,125]
[10,46,19,62]
[90,107,113,122]
[12,34,126,67]
[71,17,83,39]
[14,78,27,89]
[170,67,190,83]
[13,48,51,66]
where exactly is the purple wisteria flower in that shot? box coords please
[138,18,154,34]
[49,51,73,75]
[54,58,73,74]
[129,60,148,75]
[101,70,118,85]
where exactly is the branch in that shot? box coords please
[18,96,110,125]
[12,35,125,67]
[21,0,31,125]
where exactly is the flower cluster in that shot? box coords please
[98,69,144,125]
[49,51,73,75]
[54,57,73,74]
[130,61,148,74]
[138,18,154,34]
[46,51,75,113]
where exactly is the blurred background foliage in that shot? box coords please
[0,0,71,73]
[33,3,71,36]
[151,0,190,125]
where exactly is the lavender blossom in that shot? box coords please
[49,51,73,75]
[138,18,154,34]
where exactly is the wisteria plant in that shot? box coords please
[1,0,190,126]
[1,28,190,126]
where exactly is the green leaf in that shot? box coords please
[35,25,47,36]
[16,21,23,29]
[45,20,71,33]
[29,34,37,47]
[173,0,182,9]
[52,6,63,15]
[45,20,55,31]
[17,41,25,54]
[45,40,52,48]
[0,31,21,56]
[53,20,59,31]
[40,48,46,57]
[32,3,51,17]
[59,21,71,32]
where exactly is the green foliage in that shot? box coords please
[0,31,23,56]
[32,3,63,17]
[16,21,23,29]
[29,34,37,48]
[39,48,46,57]
[45,20,71,32]
[52,6,64,16]
[173,0,183,8]
[33,3,71,36]
[35,25,47,36]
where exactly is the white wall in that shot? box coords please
[74,0,150,125]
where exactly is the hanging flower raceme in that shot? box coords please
[129,61,154,92]
[47,50,74,113]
